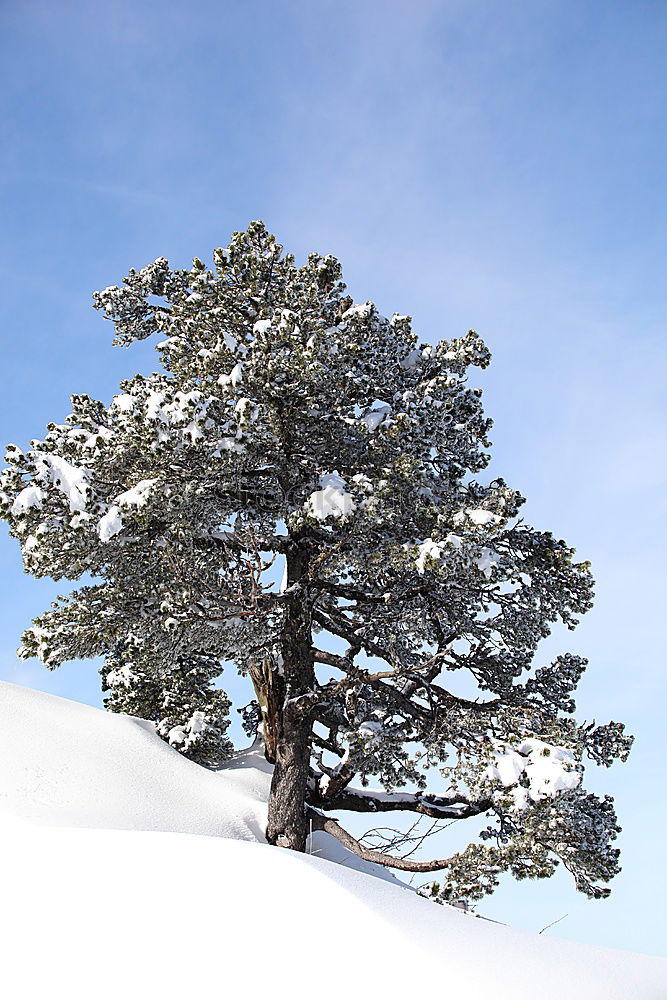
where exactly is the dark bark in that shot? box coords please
[249,657,281,764]
[312,785,493,821]
[264,540,315,851]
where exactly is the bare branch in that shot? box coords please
[308,810,457,873]
[312,647,352,671]
[312,609,395,665]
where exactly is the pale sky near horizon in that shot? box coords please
[1,0,666,958]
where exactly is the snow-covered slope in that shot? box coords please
[1,680,665,999]
[0,679,268,839]
[0,679,399,882]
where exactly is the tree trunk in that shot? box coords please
[249,657,281,764]
[264,540,314,852]
[265,709,313,850]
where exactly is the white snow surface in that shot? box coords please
[486,737,582,808]
[415,537,445,573]
[97,505,123,542]
[0,680,664,999]
[0,680,268,841]
[361,402,391,431]
[11,483,45,513]
[114,477,157,507]
[305,471,355,519]
[98,479,159,542]
[111,391,135,412]
[34,453,90,511]
[454,506,502,527]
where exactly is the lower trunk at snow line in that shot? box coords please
[264,536,314,851]
[266,725,312,851]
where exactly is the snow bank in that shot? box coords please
[0,680,267,841]
[0,679,400,883]
[2,821,664,1000]
[0,681,665,1000]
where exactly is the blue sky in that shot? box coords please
[1,0,666,957]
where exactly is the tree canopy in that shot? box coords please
[0,222,632,901]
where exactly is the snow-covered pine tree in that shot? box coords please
[0,222,632,900]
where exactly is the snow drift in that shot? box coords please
[0,680,664,999]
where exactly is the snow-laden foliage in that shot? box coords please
[101,644,232,766]
[0,222,632,899]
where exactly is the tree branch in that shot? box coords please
[312,578,435,608]
[312,609,395,665]
[307,810,457,873]
[312,647,353,671]
[313,785,492,820]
